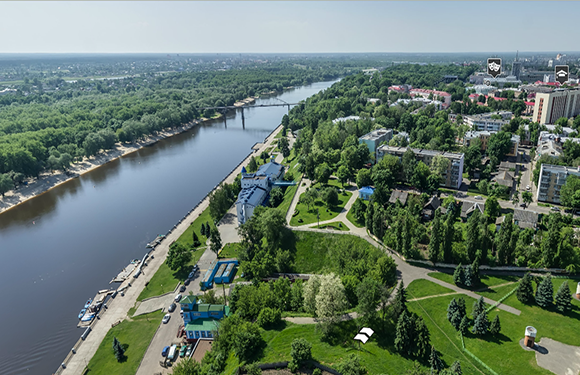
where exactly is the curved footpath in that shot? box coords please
[58,124,284,375]
[284,177,521,326]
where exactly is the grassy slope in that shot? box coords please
[219,242,242,259]
[290,182,352,226]
[407,279,455,299]
[85,311,163,375]
[309,221,350,231]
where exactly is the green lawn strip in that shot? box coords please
[346,199,367,228]
[407,279,455,299]
[85,311,163,375]
[176,206,215,249]
[409,298,490,375]
[428,272,519,290]
[219,242,242,259]
[309,221,350,231]
[277,174,303,216]
[259,322,430,375]
[290,188,352,226]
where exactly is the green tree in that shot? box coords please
[0,174,14,197]
[496,214,515,265]
[412,161,431,191]
[555,281,572,313]
[536,275,554,308]
[248,156,258,172]
[365,202,375,234]
[517,273,535,304]
[315,162,332,184]
[466,209,481,262]
[337,165,351,187]
[192,231,201,248]
[373,255,397,287]
[278,137,290,158]
[472,312,489,335]
[522,191,533,207]
[171,357,202,375]
[463,265,473,287]
[210,227,223,256]
[234,322,264,362]
[472,296,486,319]
[489,315,501,335]
[315,273,348,336]
[393,281,407,318]
[442,214,455,263]
[322,187,339,207]
[356,168,373,188]
[459,315,470,335]
[447,298,459,324]
[560,175,580,209]
[356,277,381,321]
[112,337,125,362]
[428,213,442,263]
[484,196,501,221]
[336,354,367,375]
[395,310,414,355]
[166,242,192,272]
[257,307,281,329]
[351,198,366,223]
[290,338,312,368]
[372,205,385,239]
[487,131,512,163]
[269,187,284,208]
[453,264,465,286]
[449,361,463,375]
[402,148,417,183]
[415,316,431,359]
[430,346,444,373]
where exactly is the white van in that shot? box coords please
[167,344,178,360]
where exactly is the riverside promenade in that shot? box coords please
[58,124,284,375]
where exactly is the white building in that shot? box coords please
[235,160,285,225]
[464,111,512,132]
[536,164,580,204]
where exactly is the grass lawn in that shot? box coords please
[428,272,519,290]
[85,311,163,375]
[219,242,242,259]
[176,206,214,249]
[290,185,352,226]
[346,199,367,228]
[407,279,455,299]
[292,231,382,274]
[277,174,303,217]
[309,221,349,231]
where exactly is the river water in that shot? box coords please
[0,80,336,375]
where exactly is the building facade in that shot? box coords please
[179,295,230,341]
[536,164,580,204]
[465,111,512,132]
[464,131,520,157]
[358,128,393,156]
[376,145,464,189]
[236,161,285,225]
[533,89,580,125]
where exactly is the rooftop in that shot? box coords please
[359,128,392,141]
[185,318,219,332]
[377,145,464,160]
[236,185,268,206]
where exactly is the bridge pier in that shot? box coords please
[241,107,245,129]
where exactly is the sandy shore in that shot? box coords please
[0,97,257,215]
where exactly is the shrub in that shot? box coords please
[336,354,366,375]
[290,338,312,365]
[257,307,281,329]
[245,363,262,375]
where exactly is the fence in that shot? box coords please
[459,333,500,375]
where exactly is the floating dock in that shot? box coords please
[110,260,141,283]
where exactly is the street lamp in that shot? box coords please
[354,327,374,351]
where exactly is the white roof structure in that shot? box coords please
[354,334,369,344]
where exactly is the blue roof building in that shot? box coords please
[359,186,375,201]
[179,295,230,341]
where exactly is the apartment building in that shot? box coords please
[464,131,520,157]
[465,111,512,132]
[533,89,580,125]
[358,128,393,156]
[536,164,580,204]
[376,145,464,189]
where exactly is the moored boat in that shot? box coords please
[78,309,86,320]
[84,299,92,309]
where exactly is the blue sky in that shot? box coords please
[0,2,577,53]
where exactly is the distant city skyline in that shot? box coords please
[0,2,578,54]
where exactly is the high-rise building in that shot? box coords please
[511,51,522,80]
[536,164,580,204]
[533,89,580,125]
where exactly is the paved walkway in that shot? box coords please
[534,337,580,375]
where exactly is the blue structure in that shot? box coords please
[179,295,230,341]
[200,259,239,290]
[236,158,286,225]
[359,186,375,201]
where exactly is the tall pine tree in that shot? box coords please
[414,316,431,359]
[453,264,465,285]
[394,310,413,355]
[429,212,442,264]
[393,282,407,318]
[555,281,572,313]
[366,203,375,234]
[430,346,444,373]
[496,214,515,266]
[442,214,454,263]
[516,272,535,304]
[536,275,554,308]
[447,298,459,322]
[450,361,463,375]
[465,209,481,262]
[459,315,470,335]
[542,218,560,268]
[472,296,486,319]
[112,337,125,362]
[489,315,501,335]
[472,312,489,335]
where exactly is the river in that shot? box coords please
[0,80,337,375]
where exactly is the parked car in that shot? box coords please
[188,271,196,279]
[162,346,170,357]
[551,206,561,212]
[162,313,171,324]
[520,203,527,207]
[565,208,573,213]
[180,345,187,357]
[168,303,176,312]
[185,344,193,357]
[174,294,182,302]
[179,285,186,293]
[184,279,191,286]
[168,344,178,360]
[526,185,530,191]
[474,196,483,200]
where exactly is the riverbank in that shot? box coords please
[0,97,257,215]
[57,123,284,375]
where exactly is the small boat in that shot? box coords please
[84,299,92,309]
[78,309,86,320]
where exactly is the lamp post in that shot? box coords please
[317,208,320,229]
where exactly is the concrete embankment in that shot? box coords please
[56,123,284,375]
